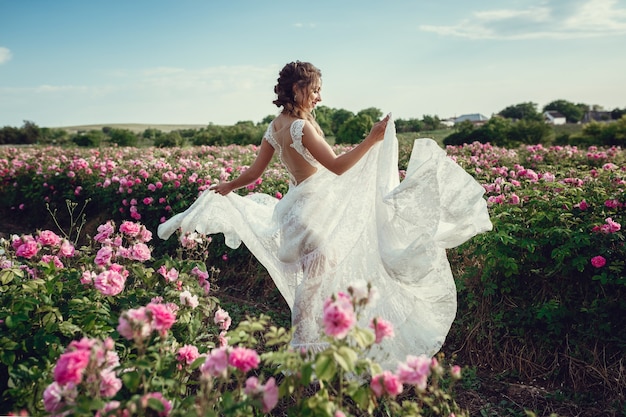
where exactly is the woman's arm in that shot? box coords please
[210,138,275,195]
[303,114,389,175]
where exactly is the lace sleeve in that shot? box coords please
[290,119,319,166]
[263,121,277,149]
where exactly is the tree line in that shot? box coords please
[1,99,624,147]
[444,101,626,147]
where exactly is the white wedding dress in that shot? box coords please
[158,117,492,369]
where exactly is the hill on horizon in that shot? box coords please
[56,123,209,134]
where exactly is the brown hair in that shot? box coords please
[273,61,323,133]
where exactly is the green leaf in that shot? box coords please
[315,352,337,381]
[333,346,358,373]
[122,370,141,392]
[147,397,165,412]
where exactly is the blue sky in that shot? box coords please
[1,0,625,127]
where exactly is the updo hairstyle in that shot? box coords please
[273,61,321,121]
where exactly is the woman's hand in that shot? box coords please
[367,113,391,142]
[210,182,234,196]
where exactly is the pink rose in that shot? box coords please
[244,376,279,413]
[43,382,76,413]
[591,255,606,268]
[176,345,200,365]
[130,243,151,262]
[179,290,199,309]
[369,317,395,344]
[260,377,279,412]
[451,365,462,380]
[41,254,64,269]
[576,200,589,211]
[95,246,114,266]
[119,221,142,237]
[81,270,96,284]
[94,269,127,296]
[53,349,90,385]
[94,221,115,243]
[370,370,403,398]
[117,307,152,342]
[158,265,179,282]
[200,347,229,378]
[99,369,122,398]
[58,239,76,258]
[219,331,229,347]
[16,241,39,259]
[139,227,152,243]
[322,292,356,339]
[396,355,431,390]
[146,302,176,333]
[228,347,260,373]
[37,230,61,247]
[214,308,232,331]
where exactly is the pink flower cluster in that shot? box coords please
[80,221,153,296]
[592,217,621,234]
[369,355,447,399]
[244,376,279,413]
[117,300,178,343]
[199,346,261,378]
[191,266,211,294]
[44,337,121,414]
[9,230,75,268]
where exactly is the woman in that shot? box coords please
[158,61,492,368]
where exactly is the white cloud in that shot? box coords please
[0,47,12,65]
[420,0,626,40]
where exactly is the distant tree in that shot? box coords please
[421,115,442,131]
[542,99,585,123]
[443,121,476,146]
[477,117,511,146]
[498,102,542,121]
[38,127,70,145]
[507,119,551,144]
[154,131,185,148]
[336,114,373,144]
[260,115,274,125]
[142,128,163,140]
[21,120,41,144]
[357,107,383,122]
[331,109,354,135]
[0,126,22,144]
[108,128,138,147]
[72,130,106,147]
[611,107,626,120]
[313,105,333,136]
[395,118,423,133]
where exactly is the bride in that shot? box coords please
[158,61,492,369]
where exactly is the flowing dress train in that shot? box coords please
[157,117,492,369]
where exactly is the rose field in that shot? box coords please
[0,139,624,416]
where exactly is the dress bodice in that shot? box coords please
[264,119,321,184]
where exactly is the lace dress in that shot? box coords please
[157,117,492,369]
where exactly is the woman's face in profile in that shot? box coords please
[300,80,322,113]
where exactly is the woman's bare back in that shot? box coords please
[270,115,318,185]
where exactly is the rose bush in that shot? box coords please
[1,140,624,412]
[1,225,466,416]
